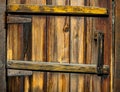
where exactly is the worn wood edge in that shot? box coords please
[0,0,7,91]
[7,69,32,76]
[7,4,108,16]
[7,60,109,74]
[7,16,31,24]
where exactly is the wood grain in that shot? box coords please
[25,0,47,92]
[7,60,109,74]
[7,4,108,16]
[94,0,112,92]
[46,0,58,92]
[46,0,70,92]
[115,0,120,92]
[7,1,25,91]
[0,0,7,91]
[6,0,112,92]
[7,24,24,92]
[7,16,31,24]
[70,0,85,92]
[84,1,96,92]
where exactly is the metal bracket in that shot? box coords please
[94,32,104,76]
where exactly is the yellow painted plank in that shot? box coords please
[7,4,108,16]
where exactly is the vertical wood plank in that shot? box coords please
[93,0,112,92]
[46,0,58,92]
[70,0,85,92]
[25,0,47,91]
[23,23,32,92]
[55,1,70,92]
[115,0,120,92]
[0,0,6,91]
[85,1,101,92]
[7,24,24,92]
[7,1,24,91]
[47,0,70,92]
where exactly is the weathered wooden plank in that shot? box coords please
[26,0,47,92]
[55,1,69,92]
[7,60,109,74]
[7,4,108,16]
[94,0,112,92]
[46,1,58,92]
[84,1,100,92]
[7,16,31,24]
[22,24,32,92]
[46,7,58,92]
[7,0,26,92]
[114,0,120,92]
[7,23,24,92]
[70,0,85,92]
[7,69,32,76]
[7,1,24,91]
[46,0,70,92]
[0,0,6,91]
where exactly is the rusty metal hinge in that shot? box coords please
[94,32,104,76]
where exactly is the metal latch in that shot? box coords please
[94,32,104,76]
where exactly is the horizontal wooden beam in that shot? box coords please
[7,60,109,75]
[7,16,31,24]
[7,69,32,76]
[7,4,108,16]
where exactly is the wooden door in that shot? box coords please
[6,0,112,92]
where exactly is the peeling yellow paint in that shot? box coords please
[8,4,108,15]
[9,4,19,11]
[26,5,40,12]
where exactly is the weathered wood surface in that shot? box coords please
[7,23,24,92]
[70,0,85,92]
[46,1,58,92]
[94,0,112,92]
[115,0,120,92]
[6,0,112,92]
[7,69,32,76]
[7,16,31,24]
[25,0,47,92]
[7,1,25,92]
[7,4,108,16]
[7,60,109,74]
[46,0,70,92]
[0,0,6,91]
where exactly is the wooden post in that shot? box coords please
[114,0,120,92]
[0,0,7,92]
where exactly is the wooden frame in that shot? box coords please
[114,0,120,91]
[0,1,114,92]
[0,0,7,91]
